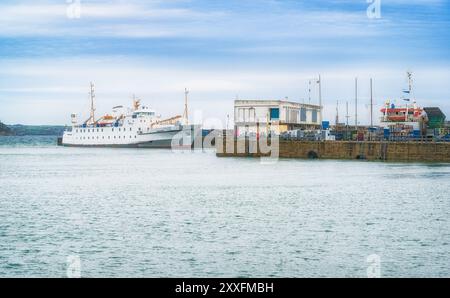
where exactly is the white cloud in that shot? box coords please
[1,57,449,125]
[0,1,383,38]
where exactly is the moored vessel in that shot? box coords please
[61,83,198,148]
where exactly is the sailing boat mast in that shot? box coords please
[370,78,374,127]
[354,77,358,129]
[318,75,322,124]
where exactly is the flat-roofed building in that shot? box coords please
[234,99,321,136]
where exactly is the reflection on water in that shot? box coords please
[0,136,449,277]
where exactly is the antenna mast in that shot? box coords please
[308,80,311,104]
[335,100,339,125]
[345,101,350,140]
[183,88,189,125]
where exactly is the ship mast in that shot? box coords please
[89,82,96,125]
[405,71,412,121]
[132,94,141,111]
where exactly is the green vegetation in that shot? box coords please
[7,124,65,136]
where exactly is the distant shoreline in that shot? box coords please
[0,123,65,136]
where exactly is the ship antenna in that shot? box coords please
[407,71,413,101]
[183,88,189,125]
[89,82,96,125]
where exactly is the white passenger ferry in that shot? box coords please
[61,83,197,148]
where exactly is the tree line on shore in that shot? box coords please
[0,120,65,136]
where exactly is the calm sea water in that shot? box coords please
[0,136,449,277]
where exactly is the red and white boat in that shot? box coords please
[380,72,425,131]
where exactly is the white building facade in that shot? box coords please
[234,100,321,136]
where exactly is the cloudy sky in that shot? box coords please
[0,0,449,126]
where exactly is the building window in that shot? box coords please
[270,108,279,120]
[300,108,307,121]
[238,108,244,122]
[291,109,299,123]
[312,110,318,123]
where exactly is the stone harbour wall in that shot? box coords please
[216,138,450,162]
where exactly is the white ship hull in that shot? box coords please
[62,125,198,148]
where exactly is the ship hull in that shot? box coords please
[61,125,199,149]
